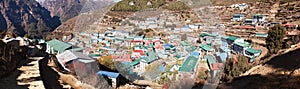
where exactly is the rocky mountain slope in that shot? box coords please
[219,44,300,89]
[39,0,115,22]
[0,0,61,38]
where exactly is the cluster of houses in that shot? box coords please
[42,10,268,85]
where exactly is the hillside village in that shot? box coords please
[44,1,300,88]
[1,0,300,89]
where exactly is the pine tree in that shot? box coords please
[266,25,286,54]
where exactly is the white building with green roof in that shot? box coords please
[232,41,251,55]
[46,39,73,54]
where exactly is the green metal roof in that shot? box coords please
[205,55,216,70]
[88,53,101,57]
[227,36,238,41]
[47,39,72,53]
[200,44,212,51]
[144,52,157,63]
[144,38,153,40]
[130,59,141,66]
[246,48,262,54]
[234,42,251,47]
[253,14,263,16]
[115,37,124,41]
[179,56,199,72]
[255,33,268,37]
[175,54,181,59]
[200,33,210,37]
[180,41,190,46]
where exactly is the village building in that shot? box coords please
[46,39,73,54]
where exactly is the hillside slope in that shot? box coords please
[0,0,61,38]
[40,0,115,22]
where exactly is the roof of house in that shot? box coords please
[159,65,165,72]
[246,48,262,54]
[234,42,251,47]
[88,53,101,57]
[180,41,190,46]
[133,50,145,55]
[77,59,95,64]
[47,39,72,52]
[97,71,120,78]
[179,56,199,72]
[200,33,210,37]
[205,55,216,67]
[191,52,200,58]
[211,63,223,70]
[218,53,228,62]
[130,58,141,66]
[200,44,212,51]
[56,50,93,64]
[227,36,238,41]
[233,14,244,17]
[144,52,157,63]
[255,33,268,37]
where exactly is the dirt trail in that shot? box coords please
[0,57,45,89]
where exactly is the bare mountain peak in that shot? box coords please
[0,0,61,38]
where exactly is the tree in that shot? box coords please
[266,25,286,54]
[223,55,249,81]
[196,38,202,43]
[97,56,115,71]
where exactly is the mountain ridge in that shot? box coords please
[0,0,61,38]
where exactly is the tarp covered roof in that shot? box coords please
[97,71,120,78]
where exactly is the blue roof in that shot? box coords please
[219,53,228,62]
[159,65,165,72]
[233,14,244,17]
[163,44,174,48]
[97,71,120,78]
[191,52,201,58]
[122,62,130,65]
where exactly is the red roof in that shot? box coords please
[113,54,132,62]
[255,26,263,29]
[133,50,145,55]
[211,63,223,70]
[155,44,165,50]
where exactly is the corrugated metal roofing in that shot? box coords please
[227,36,238,41]
[130,59,141,66]
[255,33,268,37]
[246,48,262,54]
[47,39,72,53]
[179,56,198,72]
[191,52,200,58]
[56,50,93,64]
[180,41,190,46]
[200,44,212,51]
[234,42,250,47]
[144,52,157,63]
[205,55,216,66]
